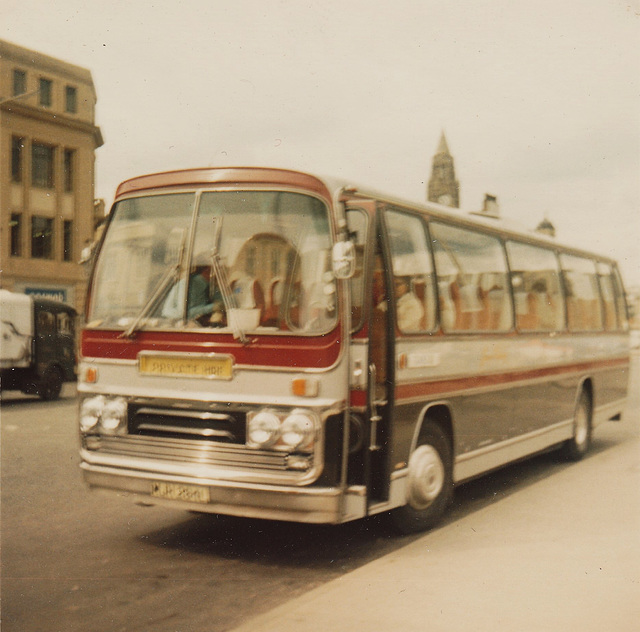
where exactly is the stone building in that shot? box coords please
[427,132,459,208]
[0,39,103,314]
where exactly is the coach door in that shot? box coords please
[346,202,394,506]
[366,237,395,504]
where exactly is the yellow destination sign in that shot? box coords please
[138,353,233,379]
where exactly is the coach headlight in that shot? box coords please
[80,395,105,433]
[281,410,316,451]
[100,397,128,434]
[247,410,281,448]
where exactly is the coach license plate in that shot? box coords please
[150,481,210,504]
[138,353,233,379]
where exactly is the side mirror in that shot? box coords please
[332,241,355,279]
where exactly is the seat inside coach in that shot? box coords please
[445,273,511,332]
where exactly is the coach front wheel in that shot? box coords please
[390,423,453,534]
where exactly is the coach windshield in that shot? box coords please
[87,190,336,335]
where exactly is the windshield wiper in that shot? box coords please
[209,217,247,343]
[120,230,188,339]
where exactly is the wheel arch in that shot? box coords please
[410,401,455,456]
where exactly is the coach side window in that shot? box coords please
[612,267,630,331]
[560,254,603,331]
[506,242,564,332]
[431,222,512,332]
[597,262,624,331]
[385,209,436,333]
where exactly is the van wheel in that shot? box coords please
[390,423,453,534]
[39,367,63,401]
[561,390,592,461]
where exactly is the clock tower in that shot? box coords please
[427,132,460,208]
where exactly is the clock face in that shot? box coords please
[438,194,452,206]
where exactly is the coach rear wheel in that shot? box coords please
[390,423,453,534]
[561,390,592,461]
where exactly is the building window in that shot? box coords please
[32,216,54,259]
[65,86,77,113]
[63,220,73,261]
[32,143,55,188]
[63,149,74,192]
[11,137,24,183]
[39,78,52,107]
[10,214,22,256]
[13,69,27,96]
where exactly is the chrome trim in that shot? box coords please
[136,424,234,440]
[81,437,315,485]
[453,418,573,483]
[137,407,233,422]
[81,357,136,366]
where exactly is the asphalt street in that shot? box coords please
[2,353,638,632]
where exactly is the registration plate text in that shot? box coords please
[150,481,210,504]
[138,353,233,379]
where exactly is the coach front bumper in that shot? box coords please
[80,461,366,524]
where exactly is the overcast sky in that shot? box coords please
[3,0,639,286]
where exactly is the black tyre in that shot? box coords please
[390,422,453,534]
[561,390,592,461]
[39,366,63,401]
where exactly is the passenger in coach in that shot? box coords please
[161,254,223,325]
[394,276,424,332]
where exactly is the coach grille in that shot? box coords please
[95,435,292,471]
[128,403,246,445]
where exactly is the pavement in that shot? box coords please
[231,419,640,632]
